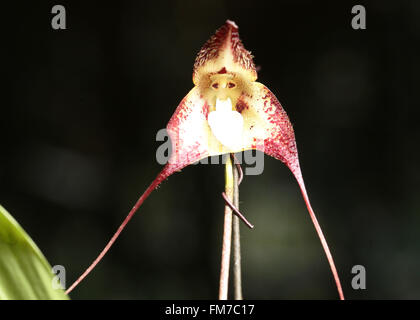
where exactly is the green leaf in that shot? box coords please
[0,205,69,300]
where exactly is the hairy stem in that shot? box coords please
[219,156,234,300]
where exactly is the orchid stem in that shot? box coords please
[219,155,234,300]
[232,154,243,300]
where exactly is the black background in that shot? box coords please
[2,0,419,299]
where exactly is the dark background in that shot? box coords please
[2,0,419,299]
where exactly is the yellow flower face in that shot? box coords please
[166,20,298,175]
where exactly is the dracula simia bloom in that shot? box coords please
[67,20,344,300]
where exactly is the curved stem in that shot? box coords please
[219,156,233,300]
[222,192,254,229]
[292,168,344,300]
[65,172,167,295]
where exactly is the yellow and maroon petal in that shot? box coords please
[193,20,257,86]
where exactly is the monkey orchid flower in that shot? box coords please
[67,20,344,300]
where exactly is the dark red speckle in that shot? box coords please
[235,98,249,113]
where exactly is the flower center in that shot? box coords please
[208,97,244,149]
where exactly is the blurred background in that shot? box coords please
[1,0,419,299]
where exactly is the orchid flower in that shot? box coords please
[67,20,344,300]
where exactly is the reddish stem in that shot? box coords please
[65,170,168,294]
[222,192,254,229]
[293,168,345,300]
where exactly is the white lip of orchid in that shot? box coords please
[208,97,244,149]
